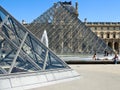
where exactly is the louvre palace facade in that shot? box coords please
[85,22,120,53]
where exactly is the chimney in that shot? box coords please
[75,1,79,17]
[75,1,78,11]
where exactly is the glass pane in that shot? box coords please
[0,11,6,21]
[45,52,68,69]
[11,56,39,73]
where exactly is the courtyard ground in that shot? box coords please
[30,64,120,90]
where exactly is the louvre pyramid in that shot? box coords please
[27,1,113,54]
[0,5,79,90]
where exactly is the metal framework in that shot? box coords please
[0,5,70,75]
[27,1,113,54]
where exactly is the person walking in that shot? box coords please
[113,52,118,64]
[93,53,97,60]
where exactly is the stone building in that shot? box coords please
[85,22,120,53]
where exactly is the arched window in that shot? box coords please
[114,42,119,51]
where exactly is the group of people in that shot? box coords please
[92,50,119,64]
[104,50,109,56]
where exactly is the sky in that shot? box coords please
[1,0,120,23]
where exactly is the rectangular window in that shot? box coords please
[115,27,119,30]
[113,27,116,30]
[113,34,116,38]
[95,27,97,30]
[107,33,110,38]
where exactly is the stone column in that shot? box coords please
[110,32,112,38]
[112,41,115,51]
[104,32,106,38]
[116,33,119,39]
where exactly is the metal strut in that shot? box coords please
[8,32,28,74]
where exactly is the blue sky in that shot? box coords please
[1,0,120,23]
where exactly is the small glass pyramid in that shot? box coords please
[0,5,71,74]
[0,5,79,90]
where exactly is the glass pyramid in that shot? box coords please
[27,1,113,54]
[0,5,72,74]
[0,4,80,90]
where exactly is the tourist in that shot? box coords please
[93,53,97,60]
[104,50,107,56]
[113,52,118,64]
